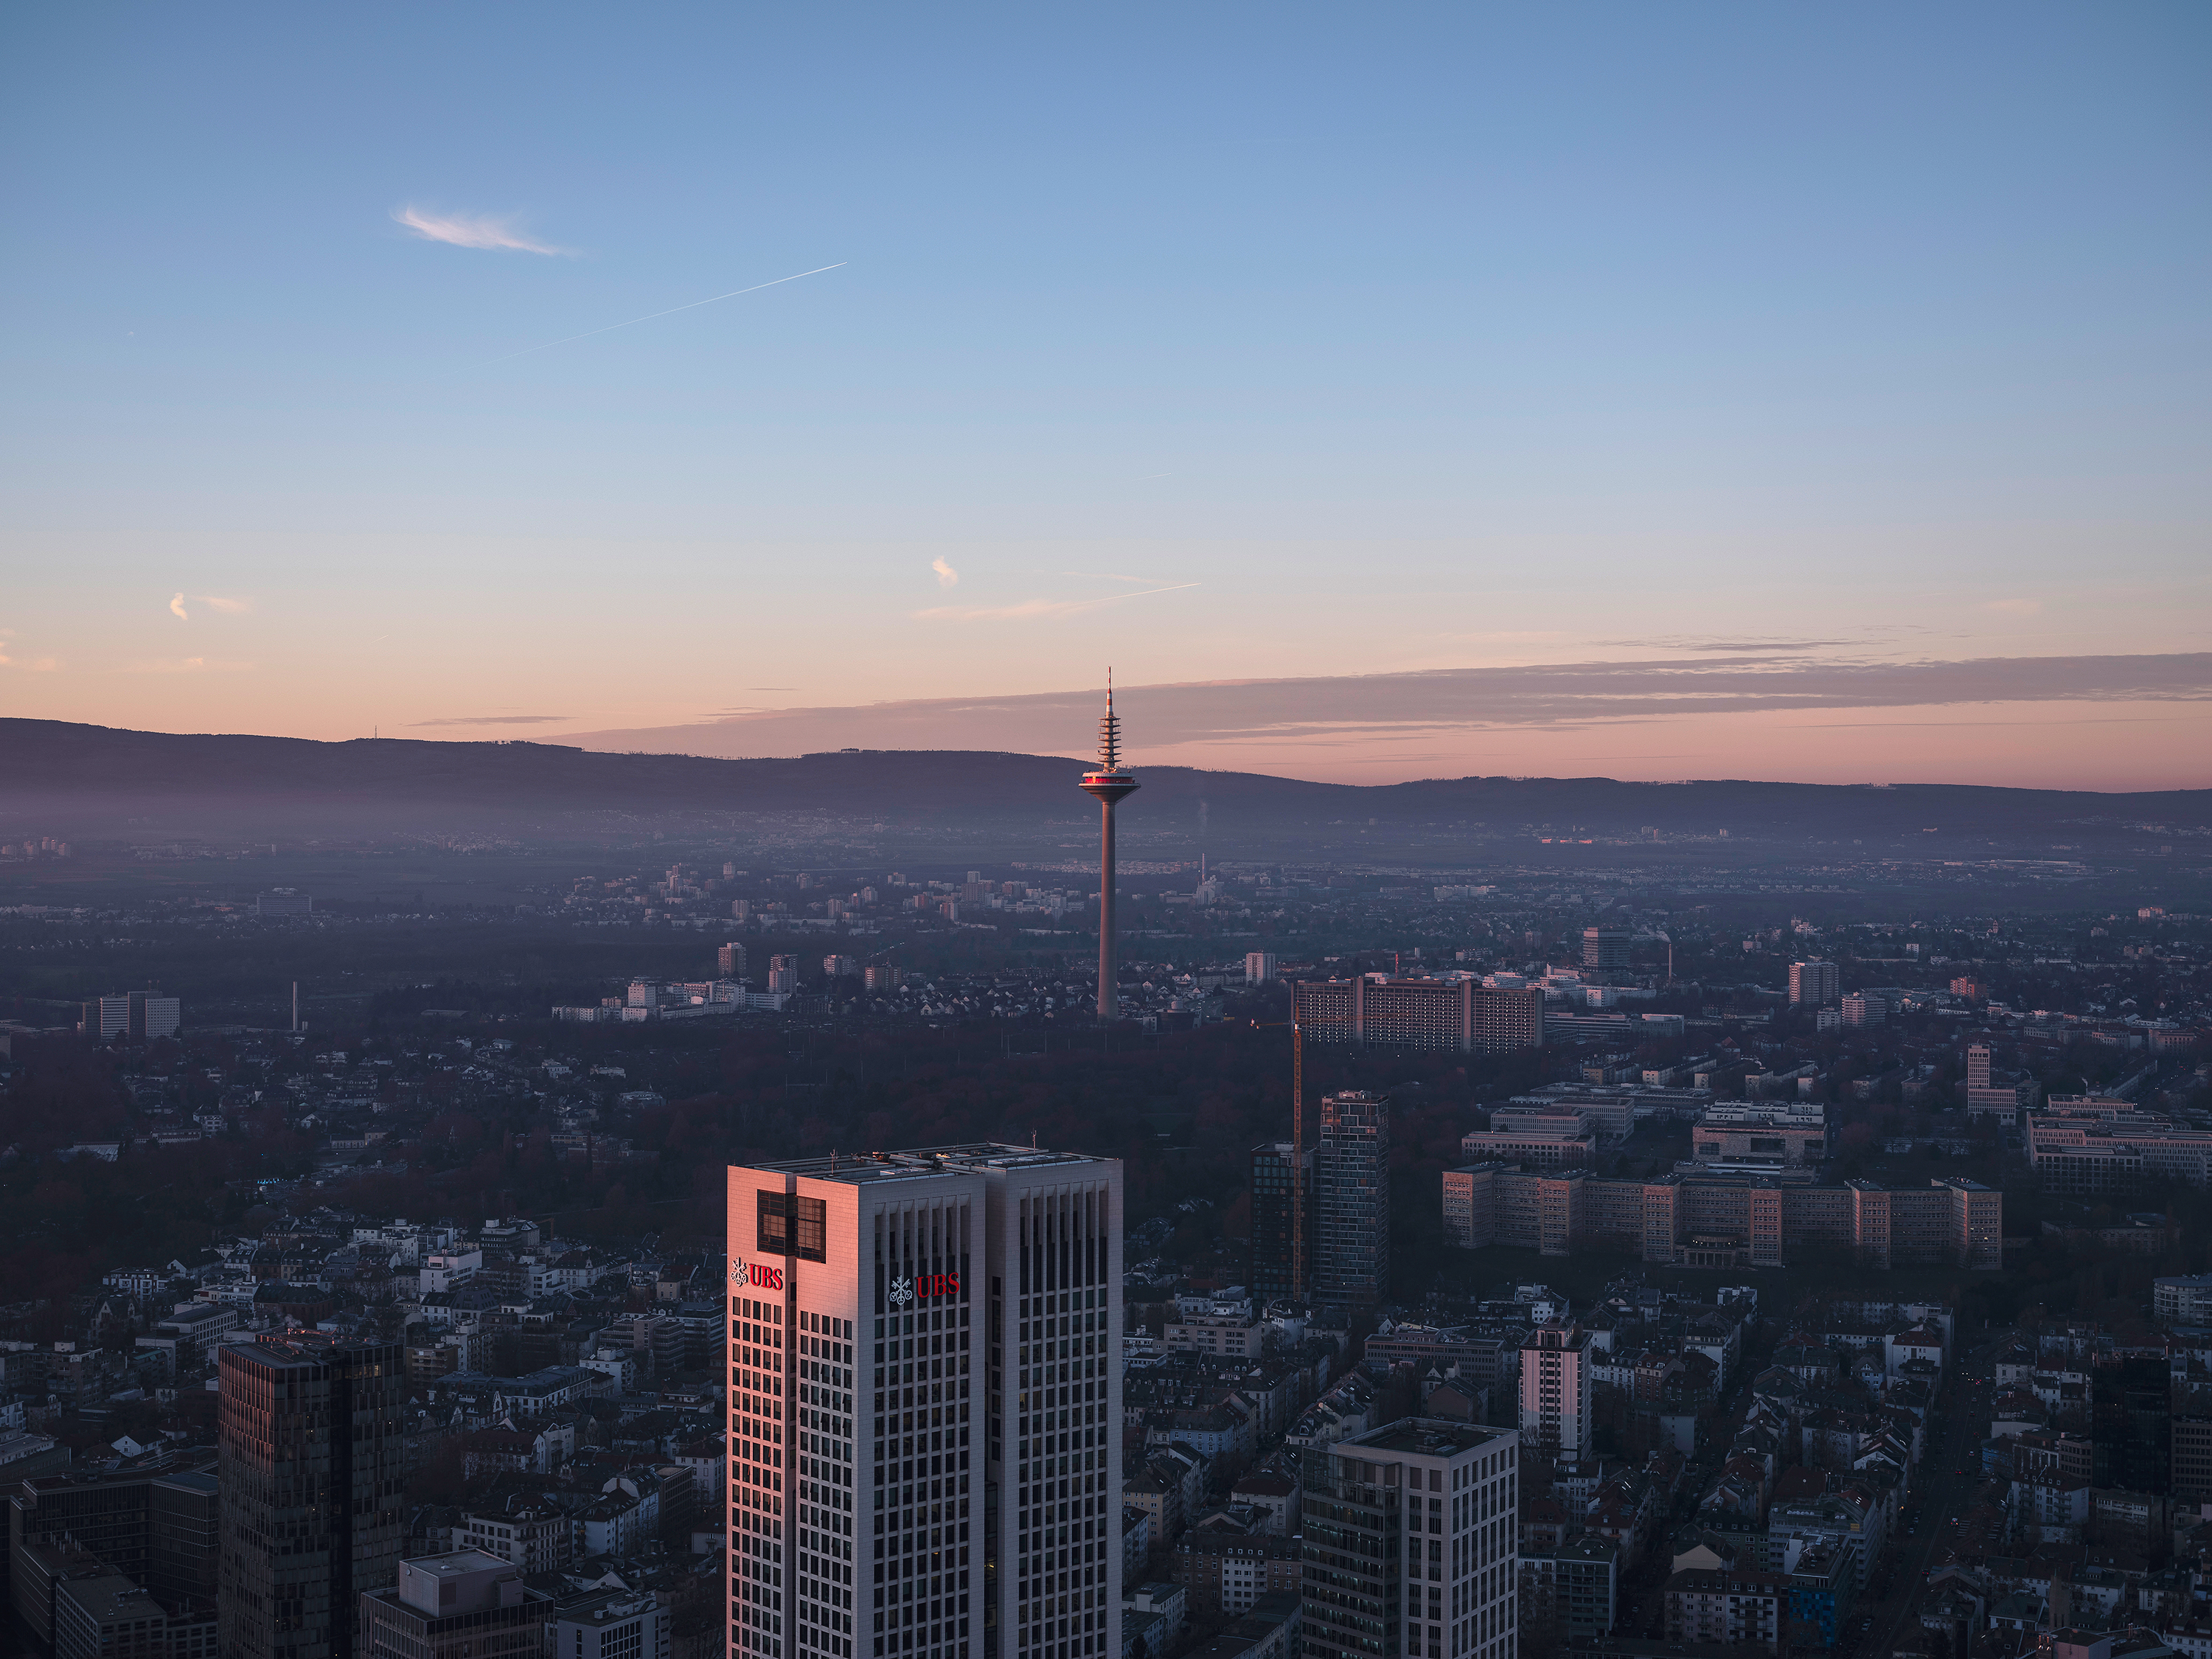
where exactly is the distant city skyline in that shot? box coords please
[4,4,2206,787]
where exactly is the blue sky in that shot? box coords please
[4,3,2208,784]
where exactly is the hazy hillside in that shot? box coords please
[4,718,2208,850]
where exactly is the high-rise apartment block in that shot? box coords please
[725,1144,1123,1659]
[1298,1419,1520,1659]
[769,956,801,995]
[1316,1093,1389,1307]
[722,943,751,977]
[1519,1324,1591,1455]
[1581,929,1630,971]
[1294,980,1543,1055]
[1248,1141,1313,1304]
[1245,953,1278,986]
[218,1333,406,1659]
[1787,961,1839,1007]
[90,990,184,1042]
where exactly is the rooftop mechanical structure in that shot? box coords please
[1078,676,1139,1020]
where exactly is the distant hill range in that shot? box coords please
[4,717,2208,851]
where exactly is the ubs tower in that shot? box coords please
[726,1146,1124,1659]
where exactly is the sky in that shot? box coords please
[4,3,2208,788]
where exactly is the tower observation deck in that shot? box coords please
[1078,677,1139,1020]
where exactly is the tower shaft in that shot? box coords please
[1096,796,1119,1020]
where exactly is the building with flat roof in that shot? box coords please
[1520,1325,1592,1455]
[1788,962,1839,1007]
[1248,1141,1312,1304]
[53,1573,215,1659]
[218,1333,406,1659]
[1298,1419,1520,1659]
[358,1551,536,1659]
[1316,1093,1389,1307]
[2031,1111,2212,1192]
[726,1143,1123,1659]
[1442,1172,2000,1270]
[1294,979,1543,1055]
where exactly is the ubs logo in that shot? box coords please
[729,1258,785,1291]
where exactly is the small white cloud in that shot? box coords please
[1984,598,2044,616]
[931,557,960,589]
[170,592,189,621]
[393,206,568,256]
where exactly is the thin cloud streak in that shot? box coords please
[485,263,846,363]
[560,650,2212,762]
[916,582,1197,622]
[394,206,568,255]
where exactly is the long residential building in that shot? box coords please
[1440,1166,2000,1270]
[2028,1108,2212,1192]
[1294,978,1544,1054]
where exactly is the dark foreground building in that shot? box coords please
[218,1332,406,1659]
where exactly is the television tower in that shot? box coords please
[1078,674,1139,1020]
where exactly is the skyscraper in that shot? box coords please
[1581,928,1630,971]
[218,1332,406,1659]
[1517,1323,1591,1455]
[1247,1140,1313,1304]
[726,1144,1124,1659]
[1077,681,1138,1021]
[1315,1092,1389,1306]
[1298,1419,1520,1659]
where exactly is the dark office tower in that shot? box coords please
[1315,1093,1390,1307]
[218,1333,406,1659]
[726,1144,1124,1659]
[1581,928,1630,971]
[1076,681,1138,1021]
[1248,1141,1314,1305]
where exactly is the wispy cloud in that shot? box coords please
[557,650,2212,759]
[931,557,960,589]
[128,657,253,673]
[409,714,573,726]
[0,632,57,671]
[1984,598,2045,616]
[170,593,251,622]
[393,206,569,256]
[917,582,1197,623]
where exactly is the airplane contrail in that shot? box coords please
[486,262,846,363]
